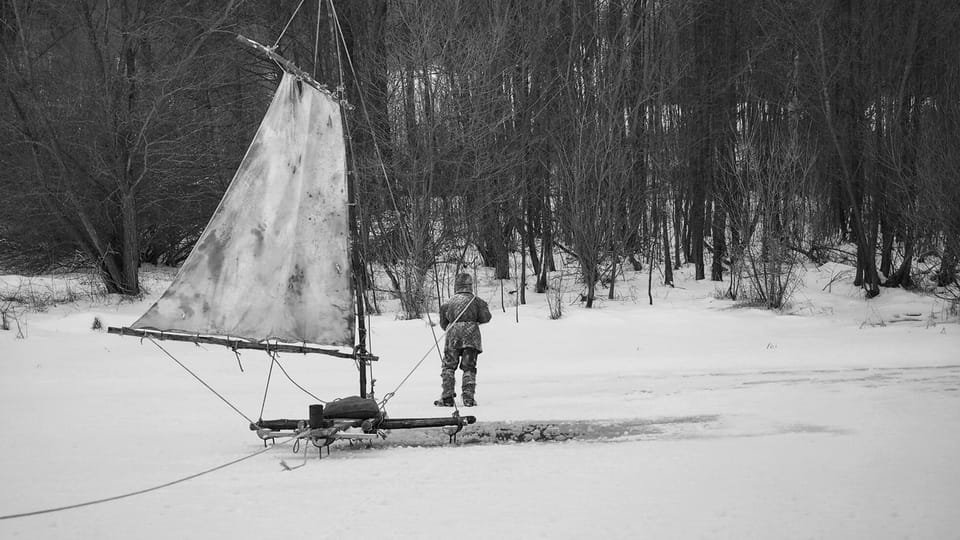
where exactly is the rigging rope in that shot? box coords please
[0,438,295,521]
[154,338,327,423]
[328,0,415,261]
[272,357,327,404]
[328,0,346,93]
[379,295,477,409]
[425,309,459,414]
[313,0,321,79]
[147,338,255,426]
[258,352,277,421]
[274,0,307,48]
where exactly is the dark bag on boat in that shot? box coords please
[322,396,380,419]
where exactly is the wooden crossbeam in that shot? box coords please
[235,34,333,97]
[250,415,477,432]
[107,326,377,361]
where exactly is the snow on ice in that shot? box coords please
[1,263,958,539]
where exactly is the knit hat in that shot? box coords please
[454,273,473,293]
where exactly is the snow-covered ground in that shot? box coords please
[1,263,958,539]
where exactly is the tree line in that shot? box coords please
[2,0,958,313]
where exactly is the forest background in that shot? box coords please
[2,0,959,316]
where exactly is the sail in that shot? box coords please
[131,73,354,347]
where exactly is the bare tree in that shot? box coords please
[0,0,244,292]
[722,115,814,309]
[348,0,521,318]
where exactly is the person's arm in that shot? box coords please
[439,303,449,330]
[477,298,492,324]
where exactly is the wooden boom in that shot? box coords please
[251,416,477,432]
[235,34,334,97]
[107,326,377,361]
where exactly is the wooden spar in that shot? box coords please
[379,416,477,429]
[107,326,378,361]
[347,112,370,398]
[235,35,333,97]
[250,416,477,431]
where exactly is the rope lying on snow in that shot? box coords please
[0,438,294,521]
[2,331,335,521]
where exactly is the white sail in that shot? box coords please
[131,73,354,347]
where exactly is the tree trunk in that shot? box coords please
[525,210,541,279]
[711,205,726,281]
[690,180,706,280]
[536,199,555,293]
[662,211,674,287]
[673,197,683,269]
[884,239,914,289]
[583,263,597,308]
[608,253,617,300]
[815,15,880,298]
[879,213,894,277]
[938,241,958,287]
[119,191,140,295]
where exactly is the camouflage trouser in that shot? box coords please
[441,347,478,400]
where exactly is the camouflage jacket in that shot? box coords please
[439,292,492,352]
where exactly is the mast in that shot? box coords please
[348,146,371,398]
[328,0,372,399]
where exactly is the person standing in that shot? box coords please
[435,273,491,407]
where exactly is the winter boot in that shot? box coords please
[462,397,477,407]
[434,397,455,407]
